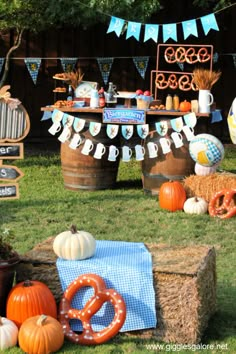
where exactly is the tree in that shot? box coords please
[0,0,234,87]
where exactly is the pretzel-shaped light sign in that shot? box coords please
[208,189,236,219]
[59,273,126,345]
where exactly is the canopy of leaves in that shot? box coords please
[0,0,234,33]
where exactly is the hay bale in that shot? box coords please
[16,239,216,344]
[183,172,236,201]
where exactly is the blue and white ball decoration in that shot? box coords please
[189,134,224,167]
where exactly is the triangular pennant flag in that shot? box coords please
[200,13,219,35]
[97,57,114,85]
[24,58,41,84]
[133,57,149,79]
[213,52,219,63]
[0,58,5,74]
[144,24,159,42]
[137,124,149,139]
[107,16,125,37]
[233,54,236,68]
[182,19,198,39]
[162,23,177,42]
[60,58,77,72]
[121,125,134,139]
[126,21,142,41]
[177,62,184,71]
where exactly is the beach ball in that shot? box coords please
[189,134,224,167]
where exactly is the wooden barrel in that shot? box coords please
[60,115,120,191]
[141,131,195,195]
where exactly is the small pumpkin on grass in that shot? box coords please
[0,316,18,350]
[194,162,218,176]
[159,180,186,212]
[6,280,57,328]
[184,196,208,214]
[18,314,64,354]
[53,224,96,260]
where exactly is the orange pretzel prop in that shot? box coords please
[59,273,126,345]
[164,46,176,63]
[155,73,169,89]
[178,74,192,91]
[185,47,198,64]
[197,47,211,63]
[208,189,236,219]
[168,74,178,89]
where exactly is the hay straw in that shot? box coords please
[192,68,221,90]
[17,239,216,344]
[183,172,236,202]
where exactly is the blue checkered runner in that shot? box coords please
[56,240,157,332]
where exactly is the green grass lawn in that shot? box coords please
[0,143,235,353]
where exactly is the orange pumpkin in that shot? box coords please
[159,180,186,212]
[6,280,57,328]
[18,315,64,354]
[179,100,191,112]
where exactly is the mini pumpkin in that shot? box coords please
[179,100,191,112]
[53,224,96,260]
[183,196,208,214]
[0,316,18,350]
[159,180,186,212]
[18,314,64,354]
[6,280,57,328]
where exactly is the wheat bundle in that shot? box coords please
[192,68,221,90]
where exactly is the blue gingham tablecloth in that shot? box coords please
[56,240,157,332]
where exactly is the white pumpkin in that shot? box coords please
[0,316,18,350]
[183,197,208,214]
[53,225,96,260]
[194,162,218,176]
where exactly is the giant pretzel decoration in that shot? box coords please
[208,189,236,219]
[164,46,211,64]
[59,273,126,345]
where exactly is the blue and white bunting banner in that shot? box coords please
[97,57,114,85]
[106,124,119,139]
[133,57,149,79]
[60,58,77,72]
[182,19,198,40]
[137,124,149,139]
[213,52,219,63]
[144,24,159,42]
[163,23,177,42]
[200,13,219,35]
[177,62,184,71]
[126,21,142,41]
[121,125,134,139]
[107,16,125,37]
[0,58,5,74]
[24,58,41,84]
[233,54,236,68]
[89,122,102,136]
[155,121,168,136]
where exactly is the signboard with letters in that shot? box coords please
[0,87,30,200]
[103,108,146,125]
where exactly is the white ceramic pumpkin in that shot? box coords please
[183,197,208,214]
[194,162,218,176]
[0,316,18,350]
[53,225,96,260]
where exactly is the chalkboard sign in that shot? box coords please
[0,183,19,200]
[0,165,24,181]
[0,143,24,159]
[103,108,146,124]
